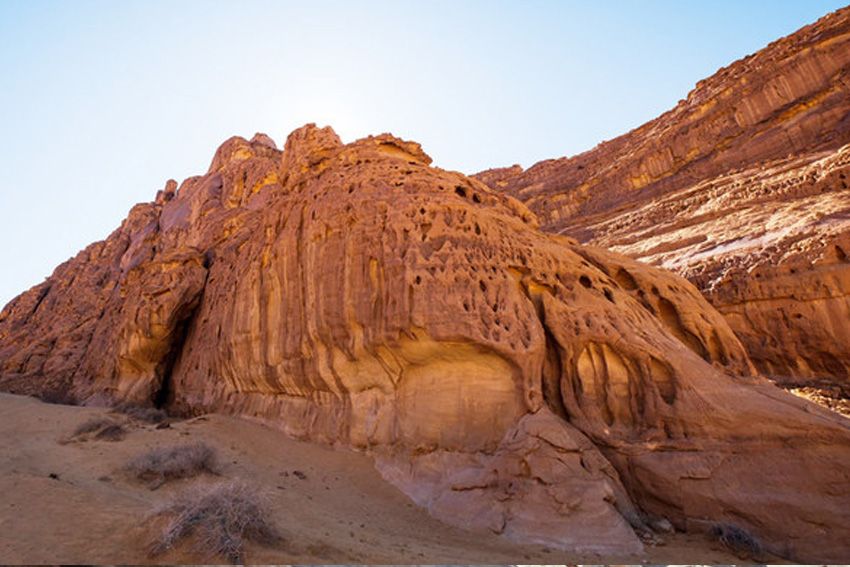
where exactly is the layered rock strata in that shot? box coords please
[1,126,849,561]
[476,7,850,383]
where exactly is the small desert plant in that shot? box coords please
[94,423,127,441]
[71,417,127,441]
[149,480,279,562]
[710,522,763,559]
[127,442,218,488]
[73,417,115,436]
[113,402,168,424]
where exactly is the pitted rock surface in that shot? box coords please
[476,7,850,384]
[1,125,849,561]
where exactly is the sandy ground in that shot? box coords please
[0,392,759,564]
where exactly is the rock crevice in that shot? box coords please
[475,7,850,386]
[0,124,848,561]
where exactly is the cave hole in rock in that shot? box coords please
[658,297,709,361]
[152,299,203,410]
[579,275,593,288]
[521,281,569,421]
[614,268,639,290]
[541,322,569,421]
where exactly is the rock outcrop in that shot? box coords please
[1,124,849,561]
[476,7,850,385]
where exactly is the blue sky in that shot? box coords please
[0,0,846,306]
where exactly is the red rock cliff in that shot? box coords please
[476,7,850,384]
[1,125,849,561]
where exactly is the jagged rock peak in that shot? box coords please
[280,123,343,171]
[207,134,282,173]
[154,179,178,205]
[1,119,849,561]
[353,132,433,166]
[250,132,277,150]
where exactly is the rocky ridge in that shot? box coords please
[476,7,850,384]
[1,125,848,561]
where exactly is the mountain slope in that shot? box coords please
[476,7,850,384]
[1,124,849,561]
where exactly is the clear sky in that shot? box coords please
[0,0,846,307]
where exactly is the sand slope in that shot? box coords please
[0,393,751,564]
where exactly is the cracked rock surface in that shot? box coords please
[476,7,850,385]
[0,124,848,561]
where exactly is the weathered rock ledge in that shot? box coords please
[476,7,850,385]
[1,125,848,561]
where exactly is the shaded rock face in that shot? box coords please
[1,124,849,561]
[476,7,850,384]
[578,147,850,385]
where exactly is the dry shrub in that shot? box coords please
[71,417,126,441]
[710,522,764,559]
[127,442,218,488]
[94,423,127,441]
[73,417,114,436]
[149,480,279,562]
[113,402,168,424]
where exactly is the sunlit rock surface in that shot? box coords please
[476,7,850,385]
[1,122,848,561]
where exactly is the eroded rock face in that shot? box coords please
[1,125,849,561]
[476,7,850,385]
[578,147,850,385]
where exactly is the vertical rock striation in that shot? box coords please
[476,7,850,385]
[1,124,848,561]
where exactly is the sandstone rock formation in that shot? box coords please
[1,124,849,561]
[476,7,850,386]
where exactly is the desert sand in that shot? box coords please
[2,7,850,564]
[0,392,752,565]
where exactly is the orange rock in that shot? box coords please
[1,124,849,561]
[476,7,850,384]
